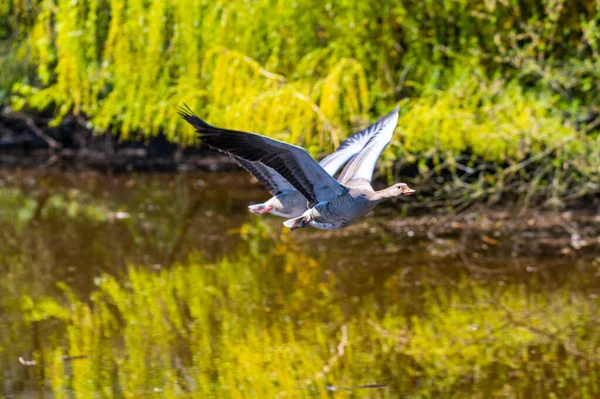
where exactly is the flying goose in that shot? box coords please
[236,112,401,218]
[179,105,414,230]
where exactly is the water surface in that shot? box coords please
[1,171,599,398]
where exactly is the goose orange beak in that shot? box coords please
[403,186,416,196]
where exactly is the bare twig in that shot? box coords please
[306,324,348,385]
[499,138,570,180]
[583,115,600,134]
[7,112,62,149]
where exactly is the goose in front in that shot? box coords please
[179,105,415,230]
[236,111,394,218]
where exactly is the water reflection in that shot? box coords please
[1,171,599,397]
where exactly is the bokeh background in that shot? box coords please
[1,1,600,398]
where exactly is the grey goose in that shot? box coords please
[235,110,402,218]
[179,105,414,230]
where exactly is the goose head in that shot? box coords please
[374,183,415,201]
[393,183,415,197]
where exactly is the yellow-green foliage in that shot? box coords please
[6,0,372,149]
[397,73,582,163]
[2,0,600,161]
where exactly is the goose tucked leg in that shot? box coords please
[248,204,273,215]
[283,212,312,231]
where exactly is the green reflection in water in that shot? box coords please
[5,225,600,398]
[1,172,600,398]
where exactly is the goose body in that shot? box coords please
[293,182,374,230]
[283,179,414,230]
[240,116,398,218]
[233,157,308,218]
[179,105,414,231]
[248,190,308,218]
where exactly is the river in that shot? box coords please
[1,171,599,398]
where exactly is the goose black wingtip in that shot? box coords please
[177,104,213,130]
